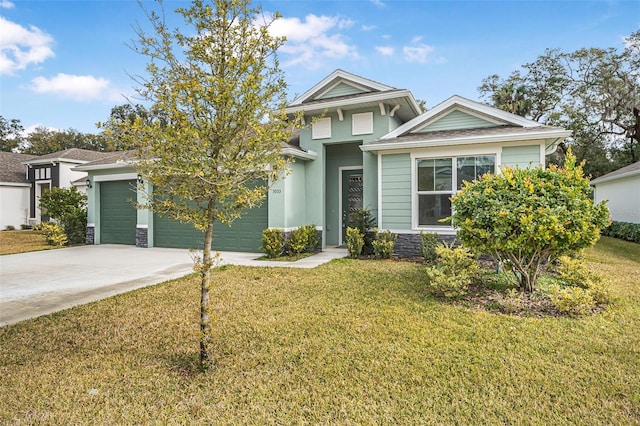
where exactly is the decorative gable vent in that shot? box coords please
[312,117,332,139]
[352,112,373,136]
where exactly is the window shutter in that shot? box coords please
[352,112,373,135]
[312,117,332,139]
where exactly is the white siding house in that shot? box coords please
[591,161,640,224]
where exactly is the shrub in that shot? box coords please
[497,288,524,314]
[38,187,88,245]
[372,229,397,259]
[35,222,67,247]
[451,149,609,292]
[556,256,611,304]
[287,227,308,256]
[602,221,640,243]
[20,224,32,230]
[548,285,596,316]
[4,225,15,231]
[425,244,479,298]
[345,227,364,259]
[347,208,376,255]
[420,231,438,264]
[299,224,319,252]
[261,228,285,258]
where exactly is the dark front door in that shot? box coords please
[341,170,363,244]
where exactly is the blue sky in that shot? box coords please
[1,0,638,135]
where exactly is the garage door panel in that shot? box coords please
[100,180,137,245]
[154,203,267,252]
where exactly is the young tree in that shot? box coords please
[451,151,609,293]
[102,0,292,369]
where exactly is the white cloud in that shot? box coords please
[30,73,115,101]
[370,0,385,8]
[403,43,434,63]
[362,24,376,31]
[1,1,15,8]
[0,16,54,75]
[376,46,395,56]
[270,14,359,68]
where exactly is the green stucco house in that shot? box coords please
[77,69,571,256]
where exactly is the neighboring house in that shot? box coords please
[0,152,37,229]
[21,148,113,224]
[78,69,571,255]
[591,161,640,224]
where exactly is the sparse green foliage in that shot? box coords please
[497,288,524,315]
[345,227,364,259]
[98,0,293,369]
[451,150,609,293]
[38,187,87,245]
[372,229,397,259]
[424,244,479,298]
[261,228,285,259]
[347,208,376,255]
[420,231,438,264]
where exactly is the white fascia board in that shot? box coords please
[286,90,418,115]
[362,130,572,152]
[591,168,640,185]
[0,181,31,187]
[23,158,87,166]
[289,69,395,106]
[72,161,135,172]
[381,95,542,140]
[282,147,317,161]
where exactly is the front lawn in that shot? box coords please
[0,237,638,423]
[0,230,54,255]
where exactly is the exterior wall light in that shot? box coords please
[86,178,92,189]
[137,174,144,185]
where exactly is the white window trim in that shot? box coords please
[352,111,374,136]
[411,152,498,231]
[312,117,332,139]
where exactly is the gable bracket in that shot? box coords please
[337,108,344,121]
[390,104,400,117]
[379,103,386,116]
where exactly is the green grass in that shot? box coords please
[1,237,639,424]
[0,230,55,255]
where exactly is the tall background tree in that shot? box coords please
[479,30,639,178]
[0,116,25,152]
[101,0,293,369]
[21,127,110,155]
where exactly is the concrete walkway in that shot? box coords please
[0,245,346,327]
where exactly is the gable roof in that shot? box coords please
[0,152,38,183]
[590,161,640,185]
[362,95,571,154]
[23,148,113,166]
[289,69,396,106]
[382,95,544,140]
[286,70,422,122]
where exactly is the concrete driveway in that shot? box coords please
[0,245,346,327]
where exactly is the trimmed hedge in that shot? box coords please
[602,221,640,243]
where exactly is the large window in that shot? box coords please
[416,155,495,226]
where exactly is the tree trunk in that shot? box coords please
[199,199,216,370]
